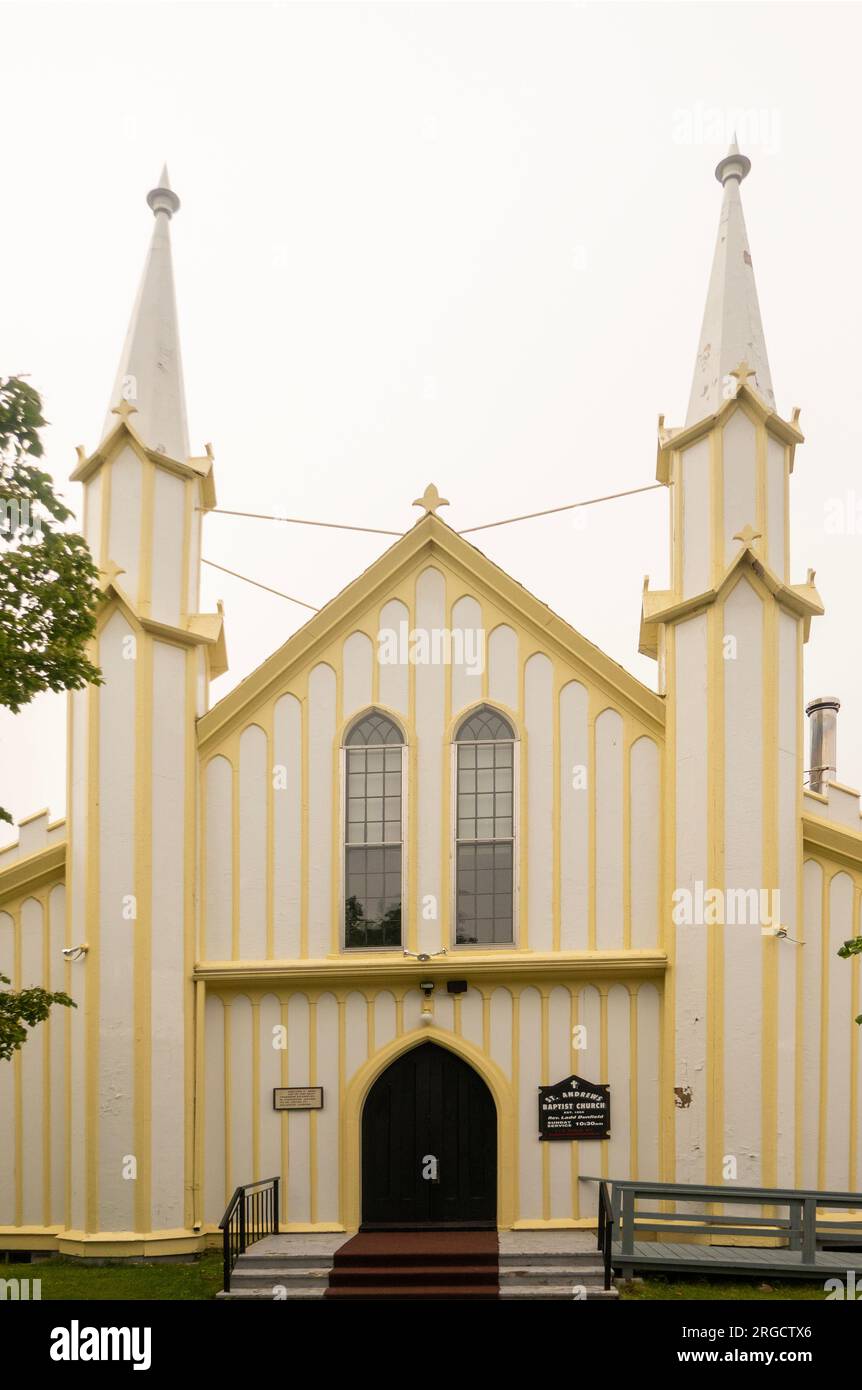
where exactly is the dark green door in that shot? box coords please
[361,1042,497,1228]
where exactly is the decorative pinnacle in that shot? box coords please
[730,360,757,390]
[413,483,450,516]
[715,136,751,187]
[146,164,180,218]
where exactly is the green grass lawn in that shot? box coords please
[619,1274,829,1300]
[0,1254,834,1301]
[0,1251,223,1300]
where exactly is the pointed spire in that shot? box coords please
[685,140,775,427]
[102,166,189,460]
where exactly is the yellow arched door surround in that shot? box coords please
[340,1026,516,1232]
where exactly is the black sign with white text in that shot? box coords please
[538,1074,610,1140]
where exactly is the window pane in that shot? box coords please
[455,841,513,945]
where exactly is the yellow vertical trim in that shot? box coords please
[223,1001,232,1202]
[850,888,860,1189]
[408,580,418,955]
[64,693,74,1232]
[337,993,346,1227]
[570,987,579,1218]
[309,996,318,1224]
[231,737,240,960]
[330,667,342,956]
[192,979,205,1232]
[42,891,51,1226]
[630,987,639,1181]
[755,415,767,562]
[540,988,550,1220]
[794,619,805,1186]
[300,698,309,960]
[279,996,289,1228]
[183,648,197,1230]
[85,674,101,1232]
[519,654,529,950]
[138,459,155,616]
[599,987,608,1179]
[13,907,22,1226]
[662,625,677,1181]
[587,693,597,951]
[482,989,491,1055]
[817,872,830,1187]
[761,593,779,1187]
[623,720,632,951]
[251,998,260,1182]
[180,478,192,623]
[512,988,520,1224]
[99,459,113,575]
[552,679,561,952]
[266,721,275,961]
[134,630,153,1233]
[706,601,721,1185]
[711,418,724,588]
[366,990,375,1057]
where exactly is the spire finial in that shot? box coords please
[147,164,180,219]
[715,136,751,186]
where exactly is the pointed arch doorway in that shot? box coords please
[361,1041,497,1229]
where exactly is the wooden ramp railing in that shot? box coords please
[582,1178,862,1282]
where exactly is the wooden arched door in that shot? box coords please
[361,1042,497,1229]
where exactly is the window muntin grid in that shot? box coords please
[343,712,403,949]
[454,707,516,946]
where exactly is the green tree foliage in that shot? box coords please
[837,937,862,1023]
[0,375,103,823]
[0,972,75,1062]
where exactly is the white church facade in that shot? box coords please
[1,146,861,1256]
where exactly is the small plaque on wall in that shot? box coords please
[273,1087,324,1111]
[538,1075,610,1140]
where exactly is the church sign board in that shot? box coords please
[538,1075,610,1141]
[273,1087,324,1112]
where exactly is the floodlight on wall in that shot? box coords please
[62,944,89,961]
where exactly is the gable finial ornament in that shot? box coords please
[111,399,139,421]
[730,360,757,392]
[733,523,762,548]
[413,483,450,516]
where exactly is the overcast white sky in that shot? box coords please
[3,0,862,844]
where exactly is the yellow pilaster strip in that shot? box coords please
[85,676,101,1233]
[43,891,51,1226]
[761,593,779,1187]
[552,679,562,952]
[623,720,632,951]
[192,979,206,1232]
[251,998,260,1182]
[541,987,549,1221]
[138,459,155,617]
[183,649,198,1230]
[309,996,318,1224]
[817,872,830,1188]
[630,988,639,1181]
[134,630,153,1233]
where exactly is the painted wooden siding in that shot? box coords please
[200,563,663,962]
[202,977,662,1230]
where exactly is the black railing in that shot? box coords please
[219,1176,280,1292]
[596,1179,614,1291]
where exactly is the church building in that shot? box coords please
[1,145,861,1257]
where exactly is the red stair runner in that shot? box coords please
[325,1230,499,1300]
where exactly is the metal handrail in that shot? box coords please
[596,1180,614,1291]
[219,1176,280,1292]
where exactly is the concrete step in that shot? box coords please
[217,1287,326,1301]
[230,1267,331,1291]
[500,1263,607,1283]
[500,1285,619,1300]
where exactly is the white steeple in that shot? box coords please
[103,165,190,460]
[686,139,775,427]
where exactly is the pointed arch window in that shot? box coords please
[343,711,404,949]
[454,706,516,945]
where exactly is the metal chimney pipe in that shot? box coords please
[805,696,840,794]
